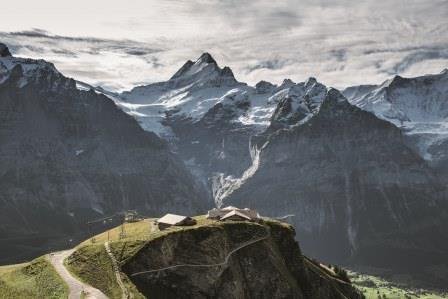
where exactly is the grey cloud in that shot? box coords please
[387,49,448,75]
[246,59,290,73]
[329,49,347,62]
[65,68,113,79]
[2,29,162,55]
[0,29,168,91]
[363,46,445,56]
[1,0,448,91]
[180,0,302,34]
[9,29,110,43]
[51,49,78,57]
[126,49,150,56]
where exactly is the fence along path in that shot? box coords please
[131,228,270,277]
[105,241,130,299]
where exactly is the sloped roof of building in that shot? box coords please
[157,213,190,225]
[221,210,252,221]
[222,206,238,211]
[207,206,260,220]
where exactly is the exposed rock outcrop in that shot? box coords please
[119,56,448,286]
[343,70,448,179]
[0,44,206,263]
[122,221,363,299]
[225,90,448,286]
[0,43,11,57]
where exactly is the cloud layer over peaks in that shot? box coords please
[1,0,447,91]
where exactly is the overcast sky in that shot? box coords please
[1,0,447,91]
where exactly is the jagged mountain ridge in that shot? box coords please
[2,45,447,287]
[0,44,206,263]
[343,70,448,186]
[118,55,448,286]
[343,71,448,159]
[225,90,448,279]
[119,55,330,196]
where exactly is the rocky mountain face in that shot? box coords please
[118,54,256,196]
[3,44,447,287]
[0,44,206,263]
[343,70,448,181]
[120,54,329,200]
[118,54,448,286]
[224,90,448,285]
[122,220,363,299]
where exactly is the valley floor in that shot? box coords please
[350,271,448,299]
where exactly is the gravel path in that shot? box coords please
[48,249,108,299]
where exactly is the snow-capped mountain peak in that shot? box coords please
[325,87,348,104]
[0,43,12,57]
[343,69,448,161]
[170,60,194,79]
[304,77,317,88]
[267,77,328,130]
[0,43,72,90]
[197,52,216,64]
[169,52,235,84]
[255,80,276,94]
[278,78,295,90]
[118,53,246,136]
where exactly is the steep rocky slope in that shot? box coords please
[225,90,448,285]
[118,55,448,286]
[343,70,448,180]
[68,217,363,299]
[123,220,362,299]
[120,54,329,199]
[0,44,206,263]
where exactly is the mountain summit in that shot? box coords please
[120,63,448,287]
[169,52,236,83]
[0,45,206,263]
[0,43,11,57]
[197,52,216,64]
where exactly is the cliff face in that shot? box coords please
[343,71,448,182]
[120,53,257,195]
[0,46,206,263]
[163,92,256,192]
[122,221,363,299]
[225,90,448,282]
[119,56,448,286]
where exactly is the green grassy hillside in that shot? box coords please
[65,244,144,299]
[0,256,68,299]
[1,216,447,299]
[350,271,447,299]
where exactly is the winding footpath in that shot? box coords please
[47,249,108,299]
[105,241,129,299]
[131,229,270,277]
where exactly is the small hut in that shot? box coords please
[207,206,259,221]
[156,214,196,230]
[220,210,252,222]
[124,210,142,223]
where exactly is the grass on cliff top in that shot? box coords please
[66,214,293,297]
[81,215,293,245]
[350,271,448,299]
[0,256,68,299]
[79,215,291,264]
[65,243,144,299]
